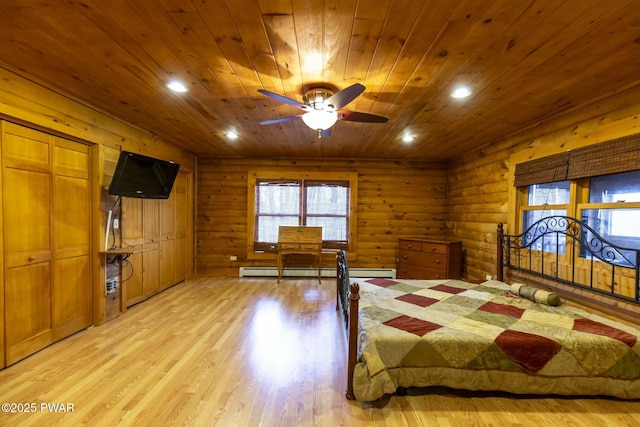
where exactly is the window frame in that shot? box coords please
[516,174,640,266]
[247,170,358,260]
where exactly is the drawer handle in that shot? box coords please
[430,247,437,252]
[28,256,36,261]
[436,259,441,264]
[407,244,413,249]
[435,274,440,279]
[403,254,408,260]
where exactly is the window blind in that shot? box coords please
[514,152,569,187]
[567,133,640,179]
[514,133,640,187]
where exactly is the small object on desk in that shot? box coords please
[277,226,323,284]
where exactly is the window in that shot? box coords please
[248,171,357,257]
[517,171,640,265]
[578,170,640,266]
[520,181,570,253]
[254,179,349,251]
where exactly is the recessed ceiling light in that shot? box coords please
[402,134,415,143]
[226,131,239,140]
[451,86,472,99]
[167,80,188,93]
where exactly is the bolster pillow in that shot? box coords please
[510,283,561,306]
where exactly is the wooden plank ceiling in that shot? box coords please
[0,0,638,160]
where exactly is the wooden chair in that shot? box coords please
[277,226,323,284]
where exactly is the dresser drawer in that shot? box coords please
[397,262,447,280]
[399,250,448,269]
[397,237,462,280]
[421,243,448,255]
[399,240,422,251]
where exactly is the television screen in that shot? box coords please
[108,151,180,199]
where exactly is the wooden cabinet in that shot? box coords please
[120,171,190,308]
[397,237,462,280]
[1,122,91,366]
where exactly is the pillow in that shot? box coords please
[510,283,561,306]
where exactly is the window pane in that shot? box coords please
[581,208,640,267]
[257,216,299,243]
[589,170,640,203]
[522,209,567,253]
[307,217,347,241]
[528,181,570,205]
[306,185,348,215]
[257,182,300,214]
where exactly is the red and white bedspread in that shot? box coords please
[352,278,640,401]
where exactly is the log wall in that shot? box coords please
[0,67,197,325]
[197,158,448,276]
[447,87,640,281]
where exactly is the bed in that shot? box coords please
[336,216,640,401]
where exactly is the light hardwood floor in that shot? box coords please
[0,277,638,426]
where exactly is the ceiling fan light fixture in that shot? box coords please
[451,86,472,99]
[167,80,188,93]
[301,110,338,131]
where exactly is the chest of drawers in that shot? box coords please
[397,237,462,280]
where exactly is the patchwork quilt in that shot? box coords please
[351,278,640,401]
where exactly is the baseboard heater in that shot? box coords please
[238,267,396,279]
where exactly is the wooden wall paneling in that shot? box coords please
[196,157,449,275]
[52,137,92,341]
[447,89,640,283]
[0,69,196,329]
[101,146,123,323]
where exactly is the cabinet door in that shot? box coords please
[142,244,160,297]
[160,239,175,289]
[122,197,144,307]
[52,138,92,340]
[143,199,161,296]
[124,251,144,307]
[174,173,187,282]
[160,190,176,241]
[2,122,53,365]
[159,185,176,288]
[144,199,160,245]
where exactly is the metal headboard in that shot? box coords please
[497,215,639,304]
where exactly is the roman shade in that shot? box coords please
[567,133,640,179]
[514,133,640,187]
[514,152,569,187]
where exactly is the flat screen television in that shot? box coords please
[108,151,180,199]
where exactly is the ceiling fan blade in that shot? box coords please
[320,127,332,138]
[258,89,307,108]
[338,110,389,123]
[259,115,300,125]
[325,83,365,110]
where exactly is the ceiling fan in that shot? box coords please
[258,83,388,138]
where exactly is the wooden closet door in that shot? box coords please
[174,172,187,282]
[143,199,160,297]
[52,137,92,340]
[159,191,176,289]
[2,122,53,365]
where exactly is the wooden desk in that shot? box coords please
[277,226,323,284]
